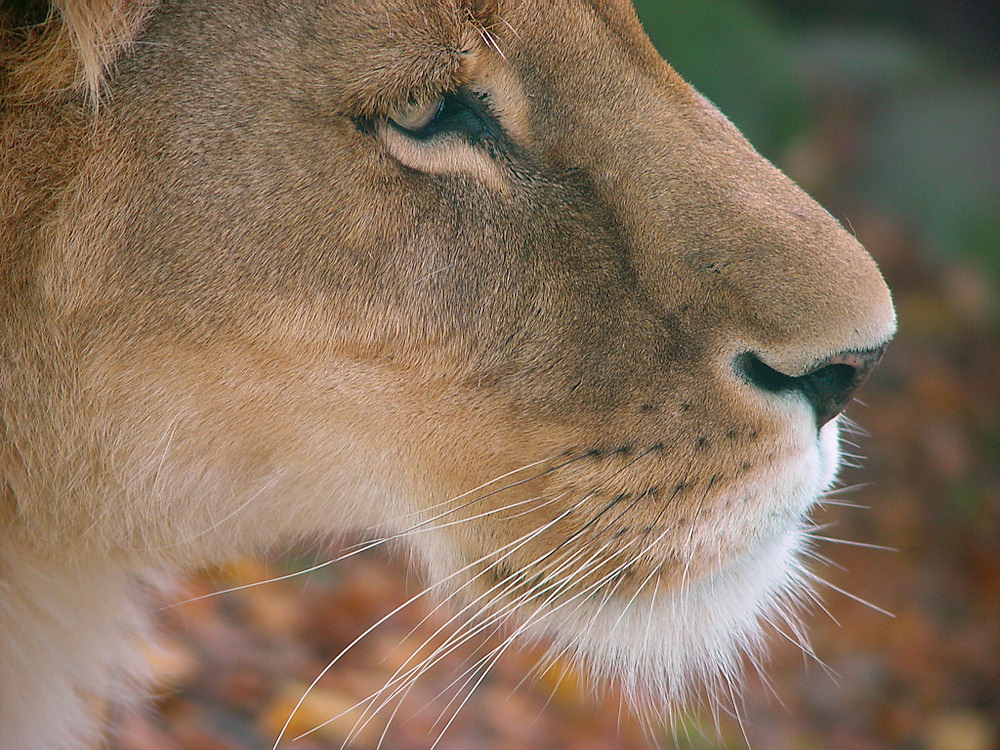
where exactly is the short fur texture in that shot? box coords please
[1,1,895,747]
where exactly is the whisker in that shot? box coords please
[171,491,559,608]
[803,571,895,618]
[289,496,592,746]
[334,546,593,745]
[808,534,898,552]
[822,481,872,496]
[817,499,870,509]
[799,547,847,572]
[163,556,338,609]
[392,453,562,520]
[152,472,281,553]
[429,633,518,749]
[370,547,589,718]
[273,499,584,748]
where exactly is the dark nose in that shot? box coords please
[737,346,887,428]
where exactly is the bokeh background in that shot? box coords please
[112,2,1000,748]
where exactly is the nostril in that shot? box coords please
[736,346,887,428]
[797,361,864,427]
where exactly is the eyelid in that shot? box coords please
[395,89,495,145]
[388,96,444,133]
[374,86,516,177]
[376,87,512,191]
[378,121,510,194]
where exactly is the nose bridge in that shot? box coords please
[647,109,895,373]
[555,73,896,375]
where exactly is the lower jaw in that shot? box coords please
[528,518,813,702]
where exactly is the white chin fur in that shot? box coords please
[533,418,844,711]
[816,417,843,489]
[539,525,811,709]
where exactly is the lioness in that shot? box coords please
[0,0,895,747]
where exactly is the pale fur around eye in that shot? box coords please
[389,96,444,132]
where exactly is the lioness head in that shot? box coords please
[1,0,894,745]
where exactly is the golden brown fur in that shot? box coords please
[1,0,895,747]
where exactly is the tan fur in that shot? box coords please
[1,1,895,747]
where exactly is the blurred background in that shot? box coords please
[113,1,1000,748]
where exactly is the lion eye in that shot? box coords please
[389,97,444,133]
[379,88,499,148]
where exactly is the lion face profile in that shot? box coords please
[0,0,894,747]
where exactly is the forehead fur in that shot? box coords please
[304,0,508,118]
[0,0,506,107]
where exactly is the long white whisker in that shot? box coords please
[410,539,621,717]
[329,544,594,746]
[170,493,558,609]
[808,534,898,552]
[153,472,281,553]
[803,570,895,618]
[282,495,584,747]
